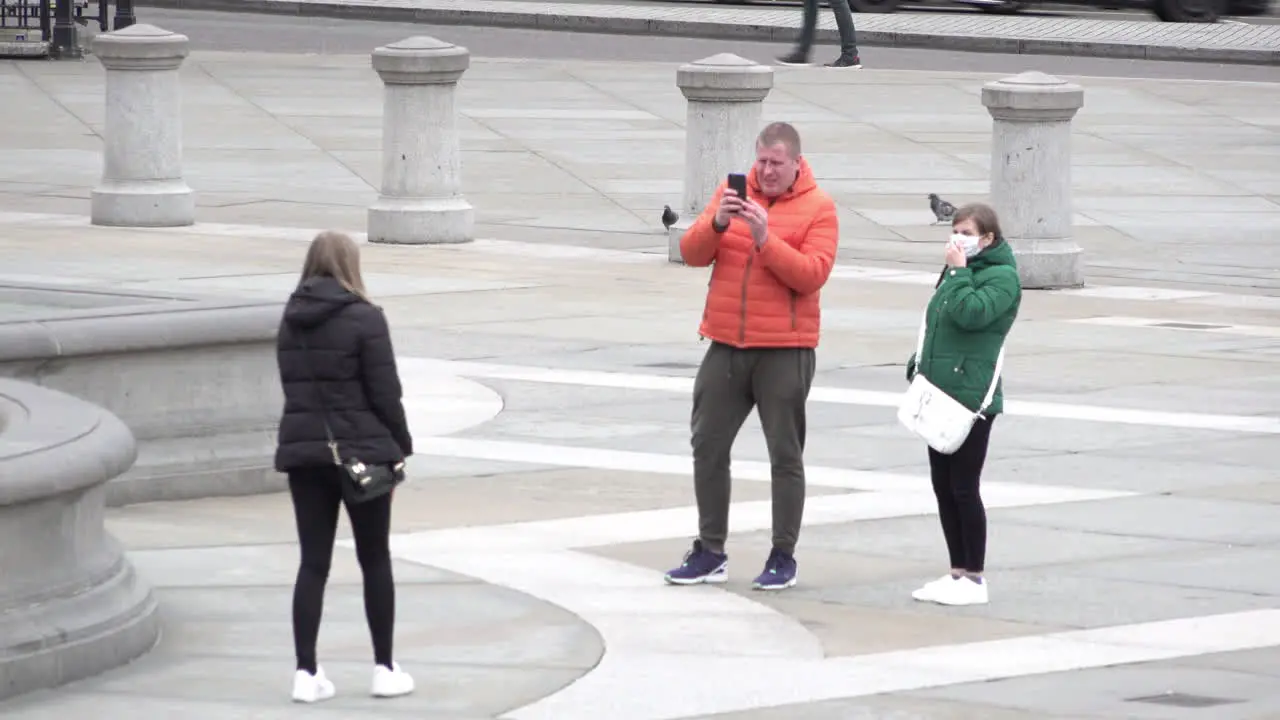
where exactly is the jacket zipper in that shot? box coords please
[738,195,781,345]
[790,291,797,332]
[739,254,754,345]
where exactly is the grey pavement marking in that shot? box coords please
[141,0,1280,64]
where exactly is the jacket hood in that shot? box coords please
[970,237,1017,272]
[283,276,363,329]
[749,157,819,200]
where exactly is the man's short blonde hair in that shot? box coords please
[757,122,802,158]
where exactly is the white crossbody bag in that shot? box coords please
[897,310,1005,455]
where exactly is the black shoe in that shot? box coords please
[775,51,812,66]
[825,54,862,69]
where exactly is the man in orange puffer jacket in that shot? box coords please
[664,121,839,592]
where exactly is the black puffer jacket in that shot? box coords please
[274,276,412,472]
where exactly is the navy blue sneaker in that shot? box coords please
[664,539,728,585]
[752,548,798,590]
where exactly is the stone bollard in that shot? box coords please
[981,71,1085,289]
[90,24,194,227]
[670,53,774,263]
[368,36,473,245]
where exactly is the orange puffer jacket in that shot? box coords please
[680,159,840,349]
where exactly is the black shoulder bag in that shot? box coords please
[296,331,405,504]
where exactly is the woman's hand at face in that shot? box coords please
[944,240,967,268]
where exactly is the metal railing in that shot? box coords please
[0,0,134,57]
[0,0,51,44]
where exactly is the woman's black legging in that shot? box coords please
[927,417,995,574]
[288,467,395,674]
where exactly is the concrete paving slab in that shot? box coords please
[907,664,1280,719]
[148,0,1280,65]
[1178,480,1280,504]
[0,691,491,720]
[154,583,598,668]
[591,537,1066,652]
[783,515,1223,571]
[394,467,855,526]
[1098,435,1277,468]
[5,52,1280,291]
[982,453,1280,494]
[129,544,469,586]
[818,570,1280,629]
[994,495,1280,546]
[696,694,1087,719]
[65,653,585,716]
[1067,546,1280,597]
[1171,647,1280,678]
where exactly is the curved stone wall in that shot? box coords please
[0,379,160,700]
[0,282,284,506]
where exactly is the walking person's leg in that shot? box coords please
[825,0,862,68]
[665,342,755,585]
[750,347,816,590]
[288,468,343,703]
[911,449,966,601]
[776,0,820,65]
[930,417,996,606]
[345,491,415,697]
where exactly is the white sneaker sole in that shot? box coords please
[664,571,728,585]
[372,686,414,698]
[752,576,798,591]
[292,683,336,703]
[933,595,989,606]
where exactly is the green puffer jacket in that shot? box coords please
[906,240,1021,416]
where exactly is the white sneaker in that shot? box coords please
[931,576,990,606]
[371,662,415,698]
[911,574,958,602]
[292,666,336,703]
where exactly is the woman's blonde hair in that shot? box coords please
[299,231,369,301]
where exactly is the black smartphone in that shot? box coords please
[727,173,748,199]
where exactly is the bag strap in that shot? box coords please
[915,307,1007,417]
[976,344,1005,416]
[295,331,344,467]
[913,309,927,360]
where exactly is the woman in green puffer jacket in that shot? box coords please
[904,203,1021,608]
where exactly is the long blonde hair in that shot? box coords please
[299,231,369,301]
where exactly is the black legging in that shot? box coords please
[927,417,995,574]
[288,467,395,674]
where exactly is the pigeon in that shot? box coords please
[661,205,680,230]
[928,193,957,225]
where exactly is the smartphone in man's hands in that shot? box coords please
[727,173,748,200]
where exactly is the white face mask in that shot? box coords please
[950,233,983,258]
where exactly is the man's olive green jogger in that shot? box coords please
[692,343,816,557]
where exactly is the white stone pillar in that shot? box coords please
[90,24,194,227]
[670,53,774,263]
[368,36,473,245]
[981,71,1085,289]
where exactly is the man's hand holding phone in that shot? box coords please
[715,172,750,228]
